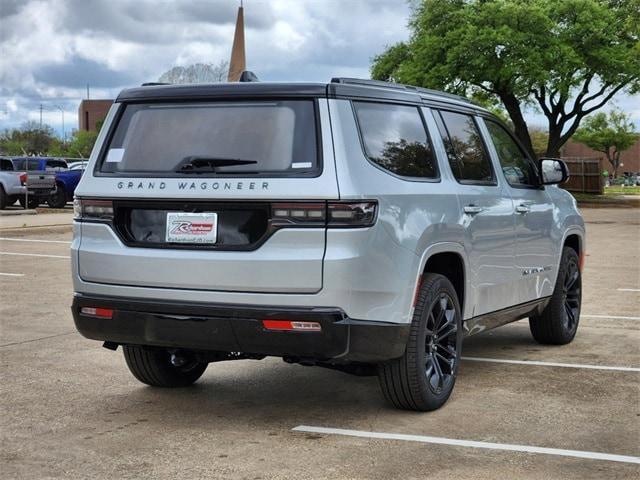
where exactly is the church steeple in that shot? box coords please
[227,1,246,82]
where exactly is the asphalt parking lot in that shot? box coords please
[1,206,638,479]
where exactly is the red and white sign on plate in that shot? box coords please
[166,212,218,244]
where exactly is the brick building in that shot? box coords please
[562,138,640,174]
[78,99,113,132]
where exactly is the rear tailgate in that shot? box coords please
[76,96,338,294]
[25,171,55,195]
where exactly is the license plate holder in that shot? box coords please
[166,212,218,244]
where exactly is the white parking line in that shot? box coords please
[582,314,640,321]
[0,251,68,259]
[617,288,640,292]
[292,426,640,465]
[461,356,640,372]
[0,272,25,277]
[0,237,71,244]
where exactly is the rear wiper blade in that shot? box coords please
[175,156,257,173]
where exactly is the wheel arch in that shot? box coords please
[416,243,468,319]
[561,228,585,269]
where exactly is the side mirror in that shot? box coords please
[540,158,569,185]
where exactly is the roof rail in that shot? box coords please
[141,82,170,87]
[330,77,471,103]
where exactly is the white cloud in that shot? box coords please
[0,0,637,137]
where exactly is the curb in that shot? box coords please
[0,209,38,216]
[0,224,73,236]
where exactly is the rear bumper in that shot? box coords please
[27,187,54,199]
[72,294,410,363]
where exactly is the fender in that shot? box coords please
[556,226,586,282]
[414,241,471,319]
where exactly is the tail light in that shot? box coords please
[271,202,326,226]
[271,201,377,228]
[74,198,114,222]
[80,307,113,319]
[263,320,322,331]
[327,202,377,227]
[19,173,27,185]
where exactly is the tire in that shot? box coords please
[378,273,463,411]
[529,247,581,345]
[47,185,67,208]
[0,185,6,210]
[19,196,39,209]
[122,345,208,387]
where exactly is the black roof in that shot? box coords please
[116,78,485,112]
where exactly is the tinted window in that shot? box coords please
[12,159,41,170]
[45,160,68,170]
[0,159,13,171]
[354,102,438,178]
[101,100,318,175]
[486,121,539,186]
[437,111,493,183]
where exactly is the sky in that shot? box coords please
[1,0,638,138]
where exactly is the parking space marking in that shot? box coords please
[582,314,640,321]
[0,251,68,259]
[0,237,71,244]
[462,356,640,372]
[0,272,25,277]
[617,288,640,292]
[292,426,640,464]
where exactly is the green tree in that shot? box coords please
[65,130,98,158]
[573,110,638,177]
[0,122,58,155]
[371,0,640,157]
[529,127,549,158]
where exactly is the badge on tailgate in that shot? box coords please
[166,212,218,244]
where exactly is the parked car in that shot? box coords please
[71,77,585,411]
[67,160,88,170]
[9,157,63,208]
[0,157,27,209]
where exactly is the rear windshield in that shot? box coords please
[100,100,319,176]
[11,159,41,170]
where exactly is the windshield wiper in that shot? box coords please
[175,156,258,174]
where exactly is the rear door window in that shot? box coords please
[435,111,495,184]
[353,102,438,179]
[100,100,319,176]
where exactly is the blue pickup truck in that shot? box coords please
[48,167,84,208]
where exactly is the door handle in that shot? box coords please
[515,204,531,214]
[463,205,484,215]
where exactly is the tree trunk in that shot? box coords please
[546,128,563,158]
[498,92,535,158]
[612,149,621,178]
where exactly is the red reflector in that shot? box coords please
[262,320,321,332]
[81,307,113,319]
[263,320,294,330]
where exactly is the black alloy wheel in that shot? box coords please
[425,293,458,394]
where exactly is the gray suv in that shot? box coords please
[71,78,584,411]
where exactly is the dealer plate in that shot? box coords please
[166,212,218,244]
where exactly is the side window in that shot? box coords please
[0,159,13,171]
[353,102,438,179]
[435,110,494,184]
[485,121,539,187]
[27,160,40,170]
[45,160,67,170]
